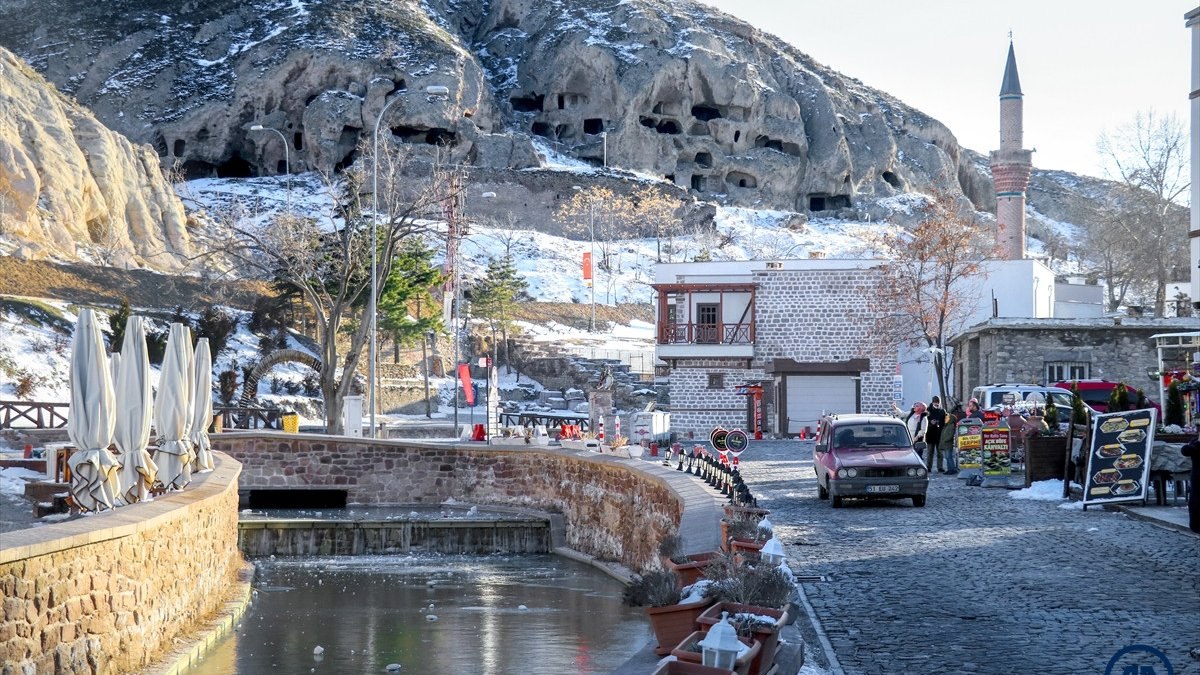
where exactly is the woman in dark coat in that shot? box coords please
[1181,434,1200,534]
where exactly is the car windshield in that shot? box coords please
[834,424,909,449]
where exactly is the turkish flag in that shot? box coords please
[458,363,474,405]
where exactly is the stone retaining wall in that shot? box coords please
[0,454,243,675]
[212,432,682,570]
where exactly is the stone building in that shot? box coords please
[652,259,896,439]
[949,318,1200,403]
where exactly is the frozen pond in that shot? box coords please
[190,553,646,674]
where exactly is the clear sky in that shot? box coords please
[696,0,1195,180]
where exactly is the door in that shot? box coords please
[696,303,718,343]
[784,375,857,436]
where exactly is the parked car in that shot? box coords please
[812,414,929,508]
[1051,379,1161,415]
[969,383,1075,414]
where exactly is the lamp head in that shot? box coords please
[250,124,264,131]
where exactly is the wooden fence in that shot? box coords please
[0,401,70,429]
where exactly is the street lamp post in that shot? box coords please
[370,84,447,439]
[571,185,597,332]
[249,124,290,210]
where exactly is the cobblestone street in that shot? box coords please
[734,440,1200,675]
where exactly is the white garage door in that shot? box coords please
[785,375,857,435]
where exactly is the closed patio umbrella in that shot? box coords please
[190,338,215,473]
[153,322,195,490]
[115,316,158,502]
[66,307,120,511]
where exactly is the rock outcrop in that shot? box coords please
[0,0,1128,250]
[0,47,193,270]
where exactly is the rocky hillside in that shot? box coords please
[0,0,1146,259]
[0,46,194,270]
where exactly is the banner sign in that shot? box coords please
[892,375,904,403]
[458,363,474,406]
[582,252,593,285]
[1082,408,1157,507]
[981,426,1012,476]
[955,420,983,471]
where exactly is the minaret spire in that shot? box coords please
[990,39,1033,260]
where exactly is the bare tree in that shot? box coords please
[1097,111,1190,316]
[213,141,465,433]
[866,190,990,403]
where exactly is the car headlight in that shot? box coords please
[836,468,847,478]
[916,467,927,477]
[846,468,857,478]
[906,467,917,477]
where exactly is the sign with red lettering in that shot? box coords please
[458,363,474,405]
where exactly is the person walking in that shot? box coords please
[904,402,929,468]
[1180,433,1200,534]
[944,403,963,474]
[926,397,948,472]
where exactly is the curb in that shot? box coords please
[1113,505,1198,537]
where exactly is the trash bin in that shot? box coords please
[282,413,300,434]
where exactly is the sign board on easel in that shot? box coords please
[1081,409,1156,509]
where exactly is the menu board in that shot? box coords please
[981,426,1012,476]
[1081,409,1157,506]
[956,421,983,472]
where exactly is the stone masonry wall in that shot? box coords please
[959,326,1186,396]
[0,455,243,675]
[212,433,682,570]
[668,360,765,438]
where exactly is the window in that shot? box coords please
[1045,361,1090,382]
[708,373,724,389]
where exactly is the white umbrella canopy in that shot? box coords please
[114,316,158,503]
[190,338,215,473]
[153,323,195,490]
[109,352,121,386]
[66,308,120,511]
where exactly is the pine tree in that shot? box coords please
[1165,381,1184,426]
[377,239,445,356]
[195,306,239,359]
[106,297,132,352]
[1070,382,1089,424]
[1108,382,1130,412]
[470,255,528,367]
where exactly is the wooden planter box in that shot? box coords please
[698,602,790,675]
[1025,435,1070,486]
[671,630,761,675]
[1156,433,1196,443]
[646,599,714,656]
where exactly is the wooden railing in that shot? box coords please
[0,401,70,429]
[214,406,284,431]
[658,322,754,345]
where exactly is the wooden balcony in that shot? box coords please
[652,282,757,360]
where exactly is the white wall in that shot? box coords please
[1190,8,1200,311]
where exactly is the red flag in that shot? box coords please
[458,363,474,405]
[582,252,593,283]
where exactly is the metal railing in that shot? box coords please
[553,345,657,376]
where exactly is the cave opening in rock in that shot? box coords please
[554,124,571,140]
[173,139,186,157]
[882,171,901,188]
[755,135,783,152]
[277,160,287,174]
[583,118,604,135]
[733,130,741,143]
[691,105,722,121]
[334,149,358,173]
[532,121,552,137]
[390,79,407,95]
[180,160,215,179]
[639,116,657,129]
[217,153,253,178]
[655,120,681,135]
[153,134,168,157]
[689,122,709,136]
[809,194,851,211]
[511,94,544,112]
[727,171,757,188]
[425,128,457,146]
[293,132,304,151]
[196,128,210,142]
[653,101,681,116]
[691,175,707,191]
[695,152,712,168]
[665,174,676,183]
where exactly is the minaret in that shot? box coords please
[989,41,1033,259]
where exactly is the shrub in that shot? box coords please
[218,369,239,406]
[658,533,685,563]
[1166,381,1184,426]
[283,379,301,395]
[1108,383,1130,413]
[703,552,794,608]
[1043,397,1059,427]
[13,372,38,399]
[301,375,320,397]
[622,570,682,608]
[106,298,131,351]
[270,377,283,395]
[195,306,239,358]
[1070,383,1089,424]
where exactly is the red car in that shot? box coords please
[813,414,930,508]
[1052,380,1161,415]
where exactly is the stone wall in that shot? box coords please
[668,359,765,436]
[951,321,1198,397]
[0,455,244,675]
[211,433,682,570]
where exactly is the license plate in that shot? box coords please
[866,485,900,493]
